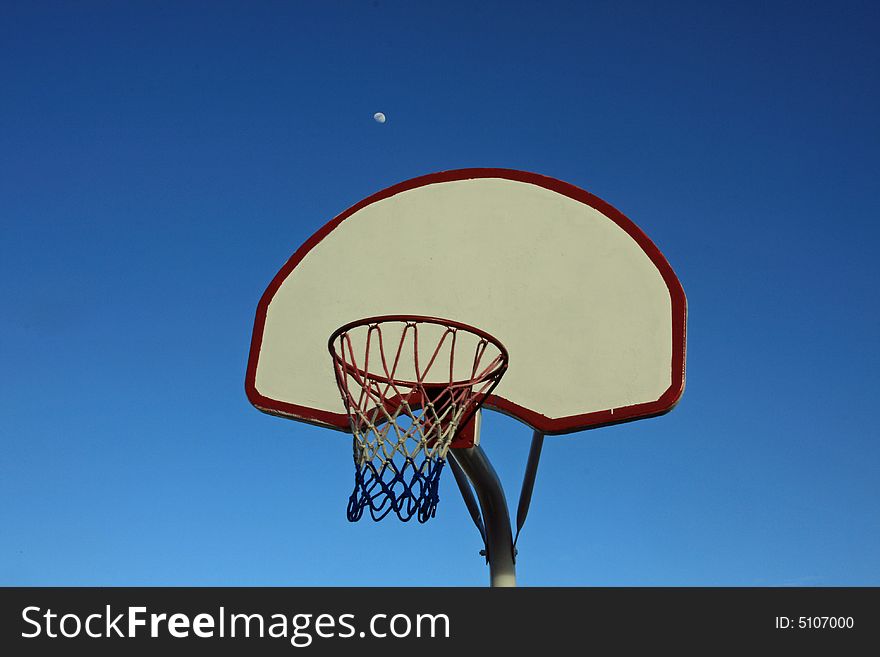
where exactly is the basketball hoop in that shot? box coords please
[329,316,509,522]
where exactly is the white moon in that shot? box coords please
[373,112,386,124]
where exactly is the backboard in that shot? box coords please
[246,168,686,436]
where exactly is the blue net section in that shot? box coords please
[347,450,445,523]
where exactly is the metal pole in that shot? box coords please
[448,455,487,549]
[515,431,545,544]
[449,445,517,587]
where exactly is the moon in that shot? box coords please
[373,112,386,124]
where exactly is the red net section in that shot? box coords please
[328,316,508,522]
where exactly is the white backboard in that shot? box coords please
[246,169,686,435]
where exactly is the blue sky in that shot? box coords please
[2,1,878,586]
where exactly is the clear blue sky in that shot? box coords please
[2,1,878,586]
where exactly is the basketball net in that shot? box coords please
[329,316,508,522]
